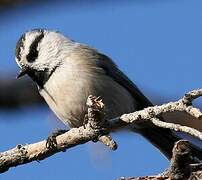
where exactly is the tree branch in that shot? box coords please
[0,89,202,176]
[119,140,202,180]
[116,89,202,140]
[0,95,117,173]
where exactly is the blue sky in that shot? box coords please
[0,1,202,179]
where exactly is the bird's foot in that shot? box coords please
[83,114,88,129]
[46,129,68,149]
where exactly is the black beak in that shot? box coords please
[16,68,29,79]
[16,67,47,88]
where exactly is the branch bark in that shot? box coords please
[0,89,202,178]
[119,140,202,180]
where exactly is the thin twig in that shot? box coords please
[151,118,202,140]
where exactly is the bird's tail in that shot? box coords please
[138,126,202,160]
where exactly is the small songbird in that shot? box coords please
[15,29,202,160]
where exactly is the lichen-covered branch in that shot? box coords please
[0,89,202,176]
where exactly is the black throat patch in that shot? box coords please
[27,65,58,89]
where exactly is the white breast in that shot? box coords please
[39,56,135,128]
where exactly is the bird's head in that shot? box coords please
[15,28,74,87]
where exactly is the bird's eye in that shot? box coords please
[26,33,44,63]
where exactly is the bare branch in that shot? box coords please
[119,140,202,180]
[117,89,202,140]
[0,89,202,174]
[182,89,202,105]
[150,118,202,140]
[0,126,99,173]
[98,135,117,150]
[169,140,192,180]
[0,94,117,173]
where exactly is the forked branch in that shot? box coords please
[0,89,202,178]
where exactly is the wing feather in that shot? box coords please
[95,53,153,110]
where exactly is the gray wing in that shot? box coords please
[95,53,153,110]
[93,52,202,160]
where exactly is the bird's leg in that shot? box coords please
[46,129,68,149]
[83,114,89,129]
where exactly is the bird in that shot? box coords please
[15,29,202,160]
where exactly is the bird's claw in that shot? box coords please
[46,129,68,149]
